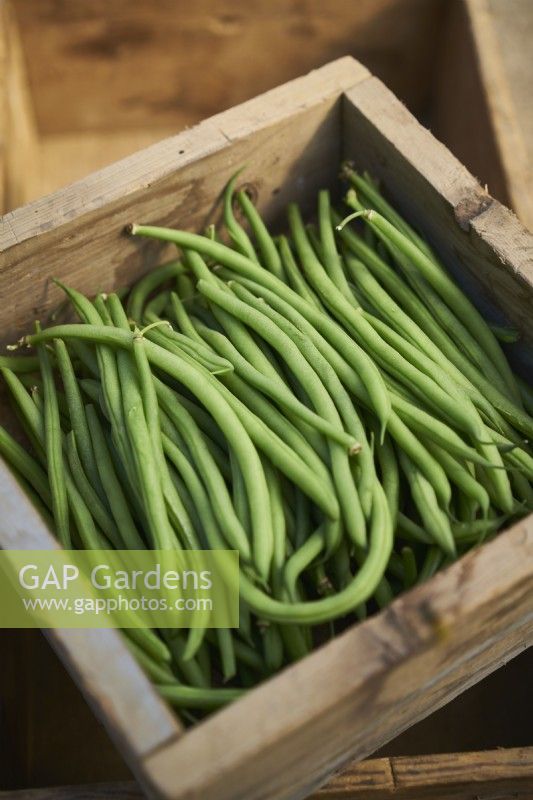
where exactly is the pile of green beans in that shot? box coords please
[2,165,533,721]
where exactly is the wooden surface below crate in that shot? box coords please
[1,57,533,800]
[1,746,533,799]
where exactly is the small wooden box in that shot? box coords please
[0,58,532,799]
[435,0,533,231]
[0,0,445,213]
[3,0,531,233]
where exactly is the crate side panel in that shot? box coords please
[11,0,441,135]
[341,77,533,369]
[0,460,181,768]
[0,58,365,348]
[141,519,533,800]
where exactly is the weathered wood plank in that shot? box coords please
[0,0,38,211]
[466,0,533,230]
[319,747,533,799]
[142,517,533,799]
[0,57,369,348]
[9,0,442,135]
[3,746,532,799]
[342,76,533,360]
[0,460,182,770]
[1,56,532,800]
[432,0,533,231]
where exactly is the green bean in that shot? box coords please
[293,206,488,442]
[398,451,455,557]
[169,291,205,343]
[158,683,244,710]
[160,350,339,523]
[65,431,122,548]
[452,516,509,544]
[290,204,490,443]
[165,632,210,689]
[3,371,169,663]
[156,381,254,563]
[197,279,360,453]
[417,547,444,583]
[518,377,533,417]
[127,223,391,432]
[37,332,70,547]
[259,622,283,673]
[54,339,103,499]
[216,628,237,683]
[126,637,177,685]
[335,212,519,434]
[0,355,40,373]
[397,513,432,545]
[344,167,457,276]
[108,300,176,551]
[212,377,340,521]
[0,424,52,508]
[193,299,358,453]
[142,312,234,376]
[401,547,417,588]
[317,189,352,299]
[194,323,330,479]
[376,433,398,526]
[228,281,367,545]
[223,171,259,262]
[56,282,140,491]
[374,576,394,609]
[216,269,451,507]
[283,525,324,601]
[277,235,322,309]
[127,259,184,322]
[510,470,533,509]
[230,450,251,535]
[236,481,392,625]
[422,439,490,514]
[350,202,523,406]
[85,404,146,549]
[198,281,364,548]
[28,325,389,621]
[194,313,329,462]
[384,243,514,403]
[236,189,283,278]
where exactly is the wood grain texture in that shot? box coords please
[0,0,445,208]
[143,516,533,800]
[432,0,533,231]
[342,76,533,366]
[0,57,369,348]
[430,0,510,205]
[0,0,38,211]
[467,0,533,230]
[9,0,443,135]
[2,747,532,798]
[1,57,533,800]
[0,460,181,773]
[319,747,533,798]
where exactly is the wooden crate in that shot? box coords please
[433,0,533,231]
[1,639,531,795]
[1,57,532,799]
[2,747,533,799]
[0,0,446,212]
[2,1,531,231]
